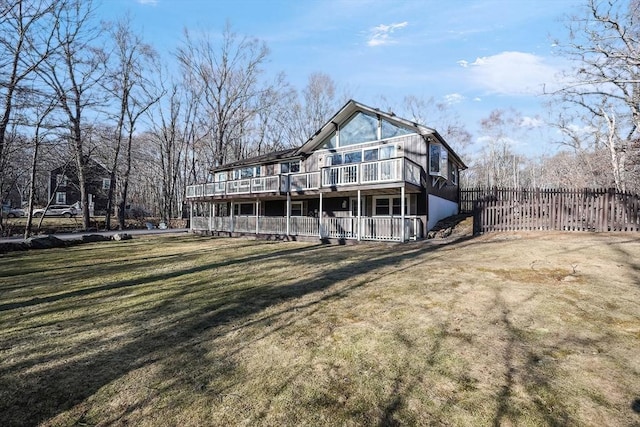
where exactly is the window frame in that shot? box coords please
[372,195,409,217]
[56,192,66,204]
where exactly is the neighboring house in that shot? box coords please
[186,100,467,242]
[49,159,114,215]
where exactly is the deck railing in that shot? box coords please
[191,215,421,242]
[186,158,424,199]
[321,158,422,188]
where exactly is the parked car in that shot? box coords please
[32,205,78,218]
[1,207,25,218]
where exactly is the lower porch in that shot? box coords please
[190,214,422,242]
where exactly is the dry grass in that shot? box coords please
[1,232,639,426]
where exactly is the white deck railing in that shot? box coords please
[186,158,424,198]
[289,172,321,192]
[321,158,422,188]
[191,215,421,242]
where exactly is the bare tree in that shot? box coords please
[38,0,107,229]
[550,0,640,192]
[0,0,58,232]
[176,23,271,167]
[103,15,162,230]
[400,95,472,156]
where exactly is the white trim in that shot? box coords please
[372,195,409,217]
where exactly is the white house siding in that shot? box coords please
[427,194,459,231]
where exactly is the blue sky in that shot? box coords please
[99,0,584,156]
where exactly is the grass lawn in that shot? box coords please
[1,232,639,426]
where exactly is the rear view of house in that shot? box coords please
[186,100,466,242]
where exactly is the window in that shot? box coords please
[429,144,448,177]
[343,151,362,164]
[56,174,67,186]
[364,148,378,161]
[56,192,66,204]
[320,132,337,149]
[349,197,365,216]
[280,160,300,174]
[233,166,261,180]
[339,112,379,147]
[233,203,255,216]
[327,153,343,166]
[375,198,390,216]
[381,118,412,139]
[373,196,409,216]
[102,178,111,190]
[291,201,303,216]
[450,163,458,185]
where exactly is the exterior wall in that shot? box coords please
[427,194,459,231]
[50,161,113,214]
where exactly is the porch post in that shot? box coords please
[230,201,235,233]
[212,202,216,232]
[319,192,323,239]
[400,186,406,242]
[357,189,362,241]
[255,199,259,235]
[209,201,213,232]
[286,191,291,236]
[189,201,193,231]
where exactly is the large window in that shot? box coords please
[373,196,408,216]
[56,192,66,204]
[321,114,415,149]
[102,178,111,190]
[381,118,412,139]
[340,112,378,147]
[429,144,448,177]
[233,166,261,180]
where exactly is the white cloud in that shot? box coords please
[521,116,543,128]
[137,0,158,5]
[463,51,562,96]
[444,93,464,105]
[457,60,469,68]
[367,21,408,47]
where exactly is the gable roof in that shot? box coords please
[211,99,467,172]
[296,99,466,168]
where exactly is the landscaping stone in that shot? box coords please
[26,235,67,249]
[111,233,132,241]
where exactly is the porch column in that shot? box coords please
[212,202,216,231]
[286,191,291,236]
[255,199,260,235]
[319,192,323,239]
[209,201,213,232]
[230,201,235,233]
[189,201,193,231]
[401,186,406,242]
[357,189,362,241]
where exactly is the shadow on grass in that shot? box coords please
[0,235,475,426]
[0,232,604,426]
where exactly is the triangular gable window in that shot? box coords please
[381,118,412,139]
[320,131,337,149]
[339,112,378,147]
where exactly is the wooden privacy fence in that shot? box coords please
[461,187,640,233]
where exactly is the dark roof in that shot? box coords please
[212,147,300,172]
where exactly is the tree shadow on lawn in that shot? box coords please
[0,240,324,313]
[0,236,478,426]
[0,232,595,426]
